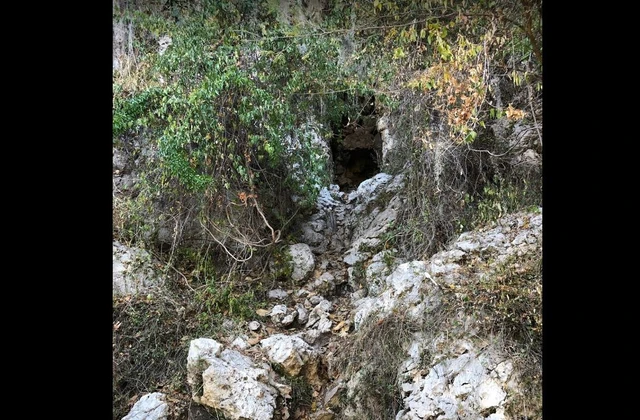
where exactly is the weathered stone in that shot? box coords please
[301,328,321,345]
[270,304,288,325]
[260,334,316,377]
[323,381,344,409]
[287,243,315,283]
[377,115,397,165]
[353,261,437,329]
[158,35,172,55]
[122,392,168,420]
[113,241,164,297]
[365,250,395,295]
[306,299,333,329]
[396,342,512,420]
[310,272,336,295]
[281,311,298,326]
[268,289,289,300]
[343,194,401,266]
[187,338,280,420]
[230,336,249,350]
[295,303,309,324]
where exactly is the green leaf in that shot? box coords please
[393,47,405,59]
[465,130,477,142]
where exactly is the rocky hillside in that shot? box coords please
[113,1,542,419]
[114,175,541,419]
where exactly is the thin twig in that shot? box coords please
[200,220,254,263]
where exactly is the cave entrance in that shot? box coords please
[333,147,380,190]
[331,96,382,191]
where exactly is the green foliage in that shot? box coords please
[197,278,259,321]
[113,6,377,240]
[113,1,542,417]
[460,174,541,233]
[268,244,294,282]
[113,86,163,138]
[113,196,150,245]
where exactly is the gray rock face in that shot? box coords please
[299,173,404,257]
[268,289,289,300]
[121,392,168,420]
[352,261,439,329]
[186,338,282,420]
[343,209,542,419]
[113,241,165,296]
[287,243,315,283]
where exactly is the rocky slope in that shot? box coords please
[114,169,541,420]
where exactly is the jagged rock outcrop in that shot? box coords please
[117,116,541,419]
[376,115,397,166]
[260,334,327,389]
[299,172,404,256]
[339,209,542,419]
[396,338,514,419]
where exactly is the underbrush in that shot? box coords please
[334,311,419,419]
[112,265,268,420]
[458,249,543,418]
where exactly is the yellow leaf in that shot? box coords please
[505,104,526,120]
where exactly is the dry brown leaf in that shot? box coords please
[332,321,345,332]
[256,308,270,317]
[247,336,262,346]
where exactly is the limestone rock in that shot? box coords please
[113,241,165,297]
[122,392,168,420]
[186,338,280,420]
[397,344,510,420]
[260,334,315,377]
[353,261,438,329]
[287,243,315,283]
[268,289,289,300]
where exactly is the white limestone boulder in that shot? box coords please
[121,392,168,420]
[186,338,282,420]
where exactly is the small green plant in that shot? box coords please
[350,258,368,290]
[460,175,541,232]
[270,363,314,415]
[197,277,261,321]
[268,245,294,283]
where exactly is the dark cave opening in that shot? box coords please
[333,148,380,191]
[329,94,382,191]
